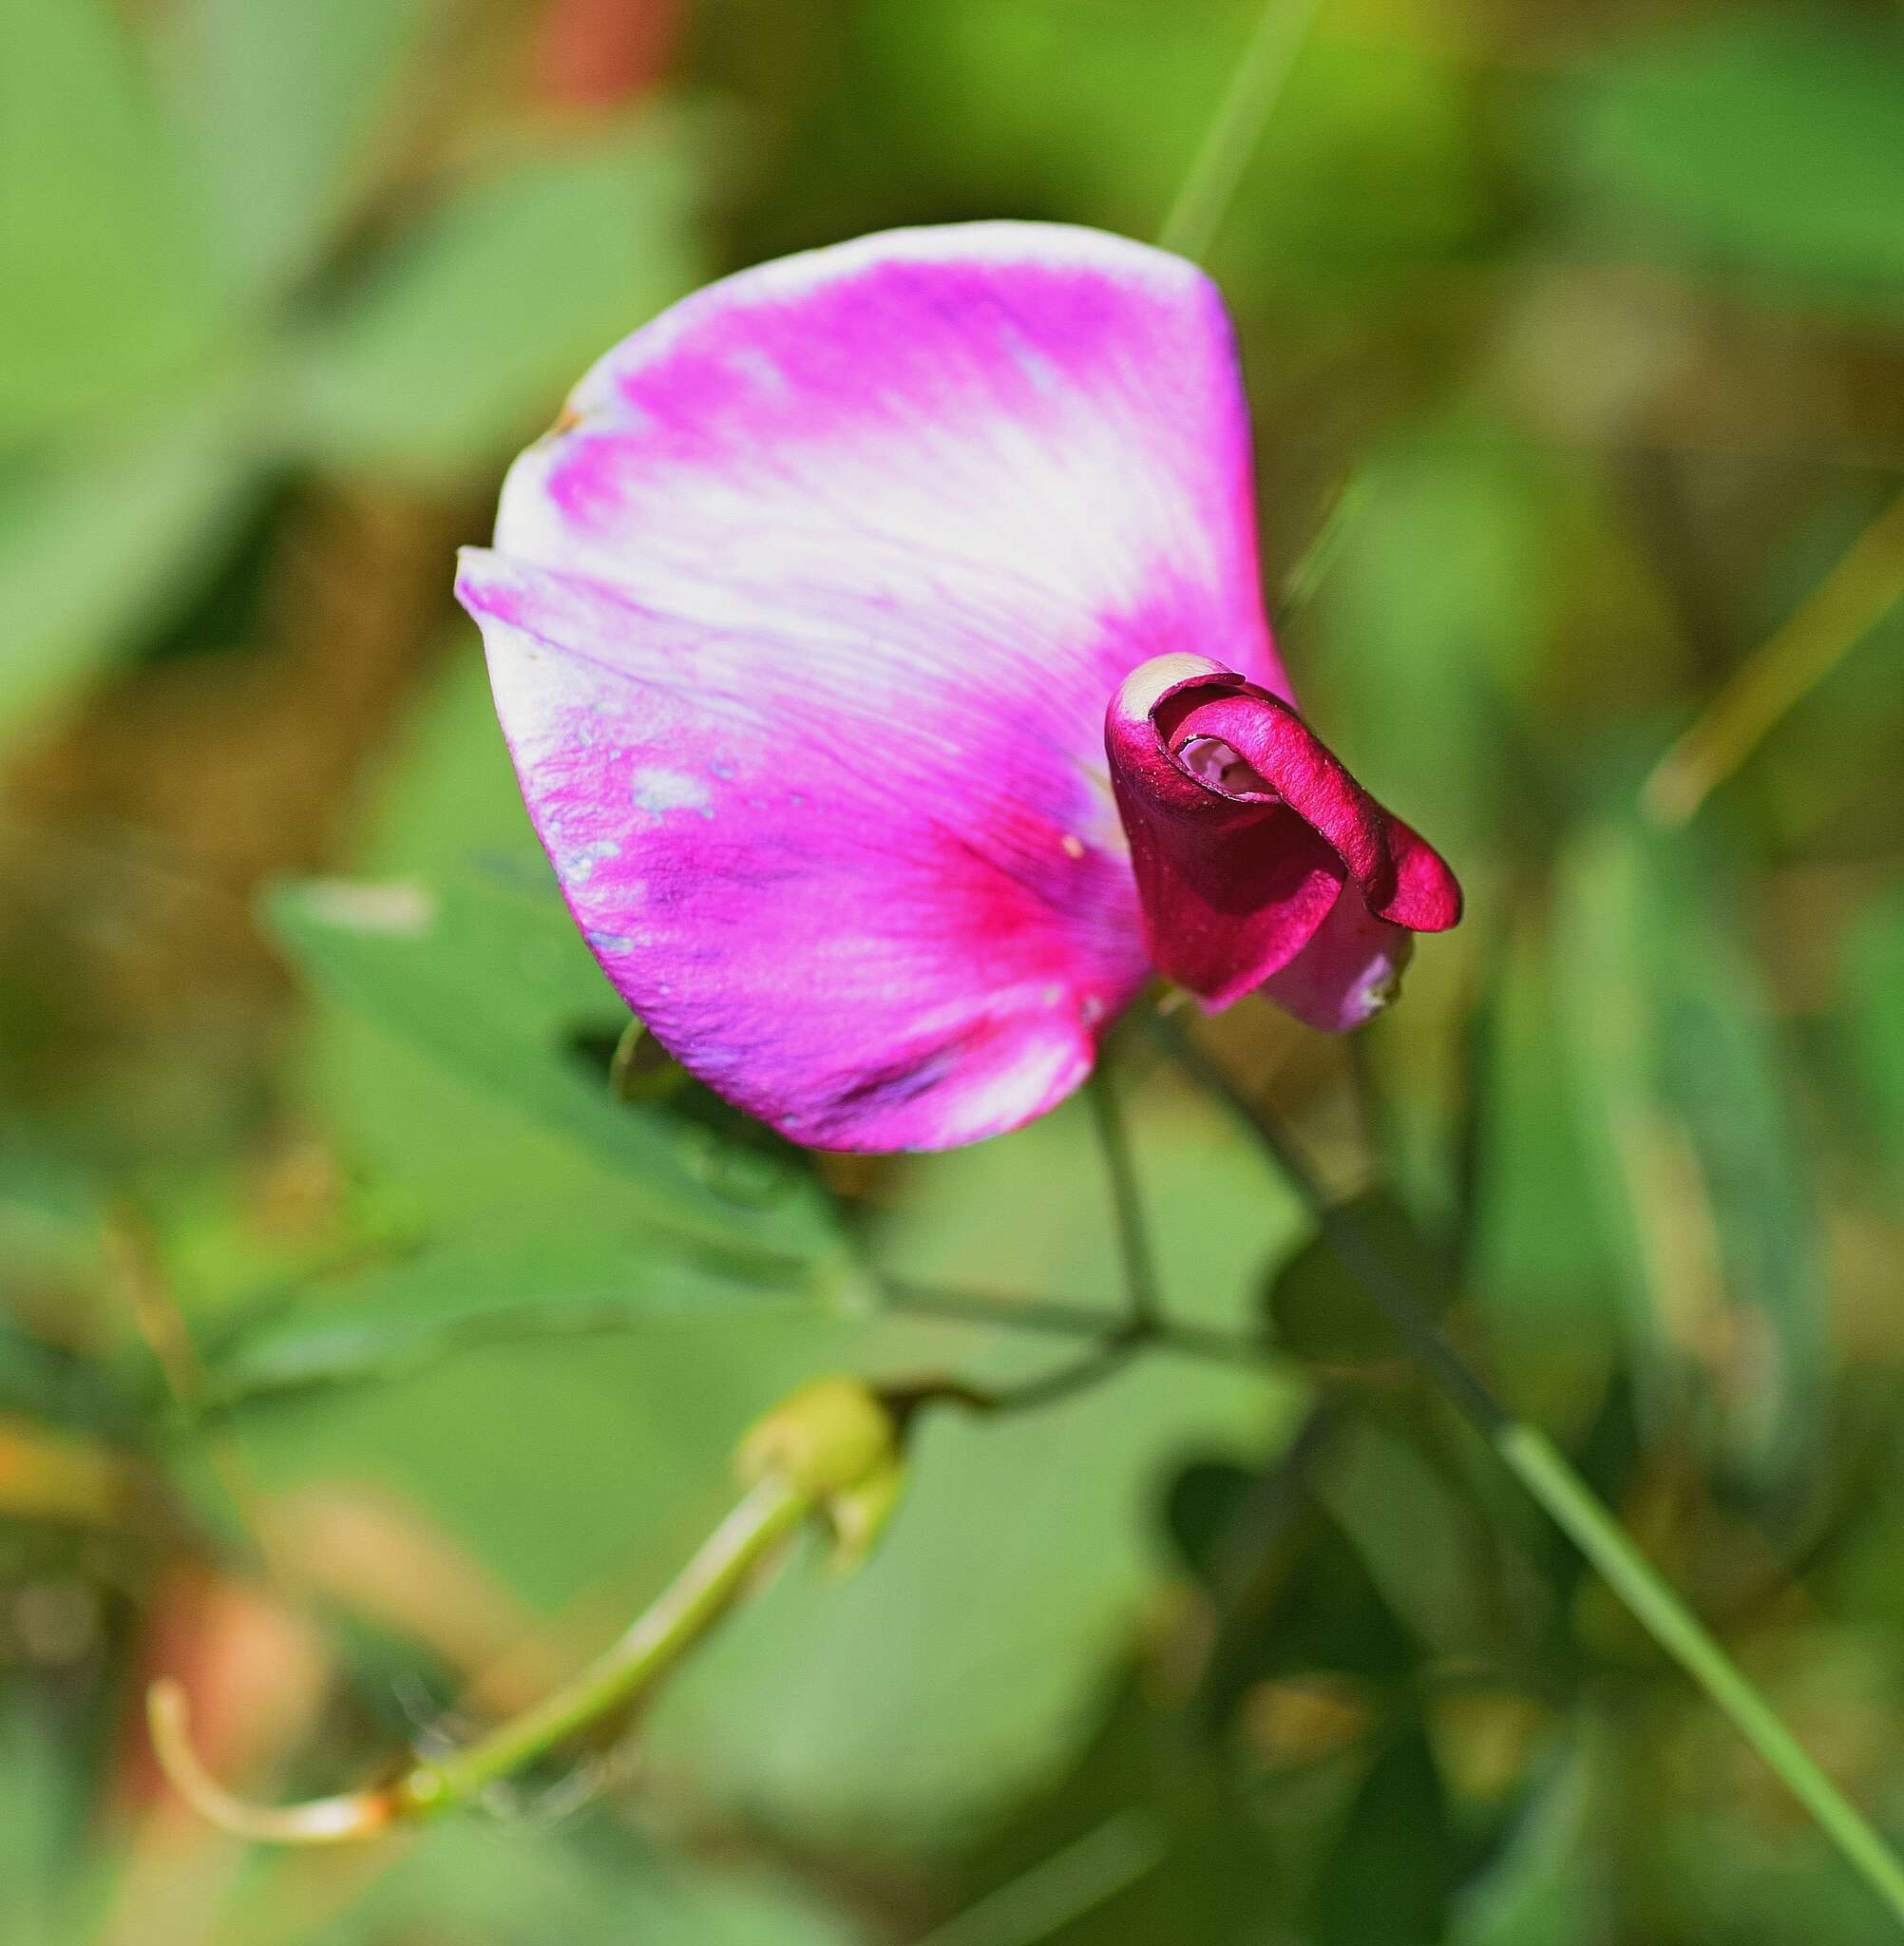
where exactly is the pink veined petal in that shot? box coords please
[457,223,1280,1150]
[1105,654,1462,1017]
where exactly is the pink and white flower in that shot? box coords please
[455,222,1459,1153]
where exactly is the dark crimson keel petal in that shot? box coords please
[1105,655,1461,1023]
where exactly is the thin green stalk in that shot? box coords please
[397,1474,806,1814]
[150,1473,809,1842]
[1499,1424,1904,1923]
[1087,1056,1163,1331]
[1155,0,1323,261]
[1149,1010,1508,1433]
[1643,488,1904,828]
[913,1811,1167,1946]
[1150,1008,1904,1930]
[878,1276,1265,1367]
[919,1056,1194,1413]
[960,1340,1145,1418]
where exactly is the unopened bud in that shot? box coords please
[734,1376,906,1569]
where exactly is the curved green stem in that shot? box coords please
[395,1474,805,1815]
[880,1275,1266,1366]
[1155,0,1323,261]
[1087,1056,1164,1333]
[151,1473,808,1842]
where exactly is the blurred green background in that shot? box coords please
[5,0,1904,1939]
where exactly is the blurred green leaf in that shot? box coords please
[1557,12,1904,301]
[287,118,705,480]
[0,0,222,437]
[1314,1412,1540,1667]
[1163,1456,1255,1590]
[1305,1725,1452,1946]
[206,1198,814,1408]
[1266,1191,1453,1368]
[1843,892,1904,1184]
[1449,1739,1609,1946]
[0,1693,88,1946]
[1552,816,1826,1489]
[1162,1427,1437,1736]
[1315,435,1555,865]
[161,0,431,305]
[0,392,258,747]
[943,1686,1282,1945]
[1467,915,1622,1430]
[267,865,839,1259]
[861,1,1485,284]
[302,1811,859,1946]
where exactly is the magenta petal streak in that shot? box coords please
[1105,654,1461,1020]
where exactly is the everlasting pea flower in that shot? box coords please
[455,223,1460,1153]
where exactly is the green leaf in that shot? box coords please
[1314,436,1557,866]
[1305,1726,1453,1946]
[1467,915,1622,1430]
[266,864,840,1260]
[1266,1191,1454,1369]
[0,0,222,437]
[1842,893,1904,1186]
[1450,1740,1609,1946]
[159,0,431,305]
[1164,1437,1424,1734]
[286,117,705,481]
[204,1200,812,1409]
[299,1812,857,1946]
[1556,13,1904,302]
[0,393,258,747]
[1162,1457,1255,1590]
[1552,816,1827,1489]
[1314,1414,1539,1666]
[0,1697,87,1946]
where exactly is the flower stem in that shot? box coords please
[908,1059,1176,1414]
[150,1473,809,1842]
[1147,1007,1904,1929]
[1087,1054,1164,1333]
[1155,0,1323,262]
[1496,1423,1904,1924]
[879,1275,1265,1366]
[1643,488,1904,828]
[394,1474,806,1815]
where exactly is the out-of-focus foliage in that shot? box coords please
[3,0,1903,1941]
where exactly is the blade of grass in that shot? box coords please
[1644,489,1904,827]
[1155,0,1323,261]
[912,1812,1167,1946]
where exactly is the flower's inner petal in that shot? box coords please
[1106,654,1461,1020]
[1257,886,1417,1032]
[1176,735,1275,797]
